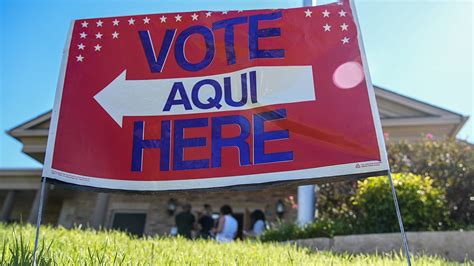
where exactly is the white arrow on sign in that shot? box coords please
[94,66,316,127]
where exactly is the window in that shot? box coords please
[111,212,147,236]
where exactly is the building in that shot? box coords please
[0,86,468,236]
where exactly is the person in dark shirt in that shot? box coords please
[175,204,195,239]
[197,204,214,239]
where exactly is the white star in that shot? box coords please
[96,20,103,27]
[128,18,135,25]
[339,10,347,17]
[222,11,228,14]
[95,32,103,39]
[80,32,87,38]
[341,37,350,44]
[76,54,84,62]
[112,31,119,39]
[94,44,102,51]
[337,1,343,5]
[77,43,85,50]
[143,17,150,24]
[205,11,212,17]
[160,15,167,23]
[191,13,199,21]
[81,21,88,28]
[175,14,182,22]
[237,10,243,13]
[112,19,120,26]
[323,24,331,32]
[304,9,312,17]
[322,9,330,17]
[340,23,349,31]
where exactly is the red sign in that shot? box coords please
[43,0,389,191]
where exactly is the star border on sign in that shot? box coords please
[96,20,103,27]
[112,31,119,39]
[112,19,120,26]
[323,23,331,32]
[304,9,312,17]
[81,21,88,28]
[128,18,135,25]
[95,32,103,39]
[339,10,347,17]
[322,10,330,18]
[94,44,102,52]
[341,37,350,44]
[175,14,182,22]
[77,43,85,50]
[76,54,84,62]
[340,23,349,31]
[160,15,167,23]
[80,32,87,38]
[191,13,199,21]
[205,11,212,17]
[143,17,150,24]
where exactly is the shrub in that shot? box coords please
[317,137,473,229]
[388,138,473,226]
[260,218,333,242]
[351,173,448,233]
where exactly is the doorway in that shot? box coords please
[111,212,147,236]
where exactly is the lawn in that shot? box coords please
[0,223,470,265]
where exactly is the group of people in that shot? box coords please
[174,204,266,242]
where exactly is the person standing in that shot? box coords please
[214,205,238,243]
[197,204,214,239]
[244,209,266,237]
[175,204,195,239]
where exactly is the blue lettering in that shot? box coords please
[173,118,209,170]
[191,79,223,109]
[212,17,248,65]
[175,26,215,72]
[163,82,192,111]
[224,73,248,107]
[211,115,251,168]
[138,29,176,73]
[131,120,170,172]
[254,109,293,164]
[249,12,285,59]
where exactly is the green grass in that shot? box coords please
[0,223,471,265]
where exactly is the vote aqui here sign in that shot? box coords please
[43,0,389,191]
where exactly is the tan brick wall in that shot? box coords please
[57,190,98,228]
[56,187,296,235]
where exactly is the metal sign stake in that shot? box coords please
[388,170,412,266]
[32,176,47,266]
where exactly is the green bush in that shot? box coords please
[388,138,473,226]
[352,173,448,233]
[263,174,448,241]
[317,137,473,230]
[260,219,333,242]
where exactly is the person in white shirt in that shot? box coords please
[213,205,238,243]
[244,209,266,237]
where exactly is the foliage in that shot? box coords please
[388,138,473,226]
[351,173,448,233]
[0,223,464,266]
[263,173,447,237]
[260,218,333,242]
[317,137,473,230]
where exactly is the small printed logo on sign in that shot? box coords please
[356,162,381,169]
